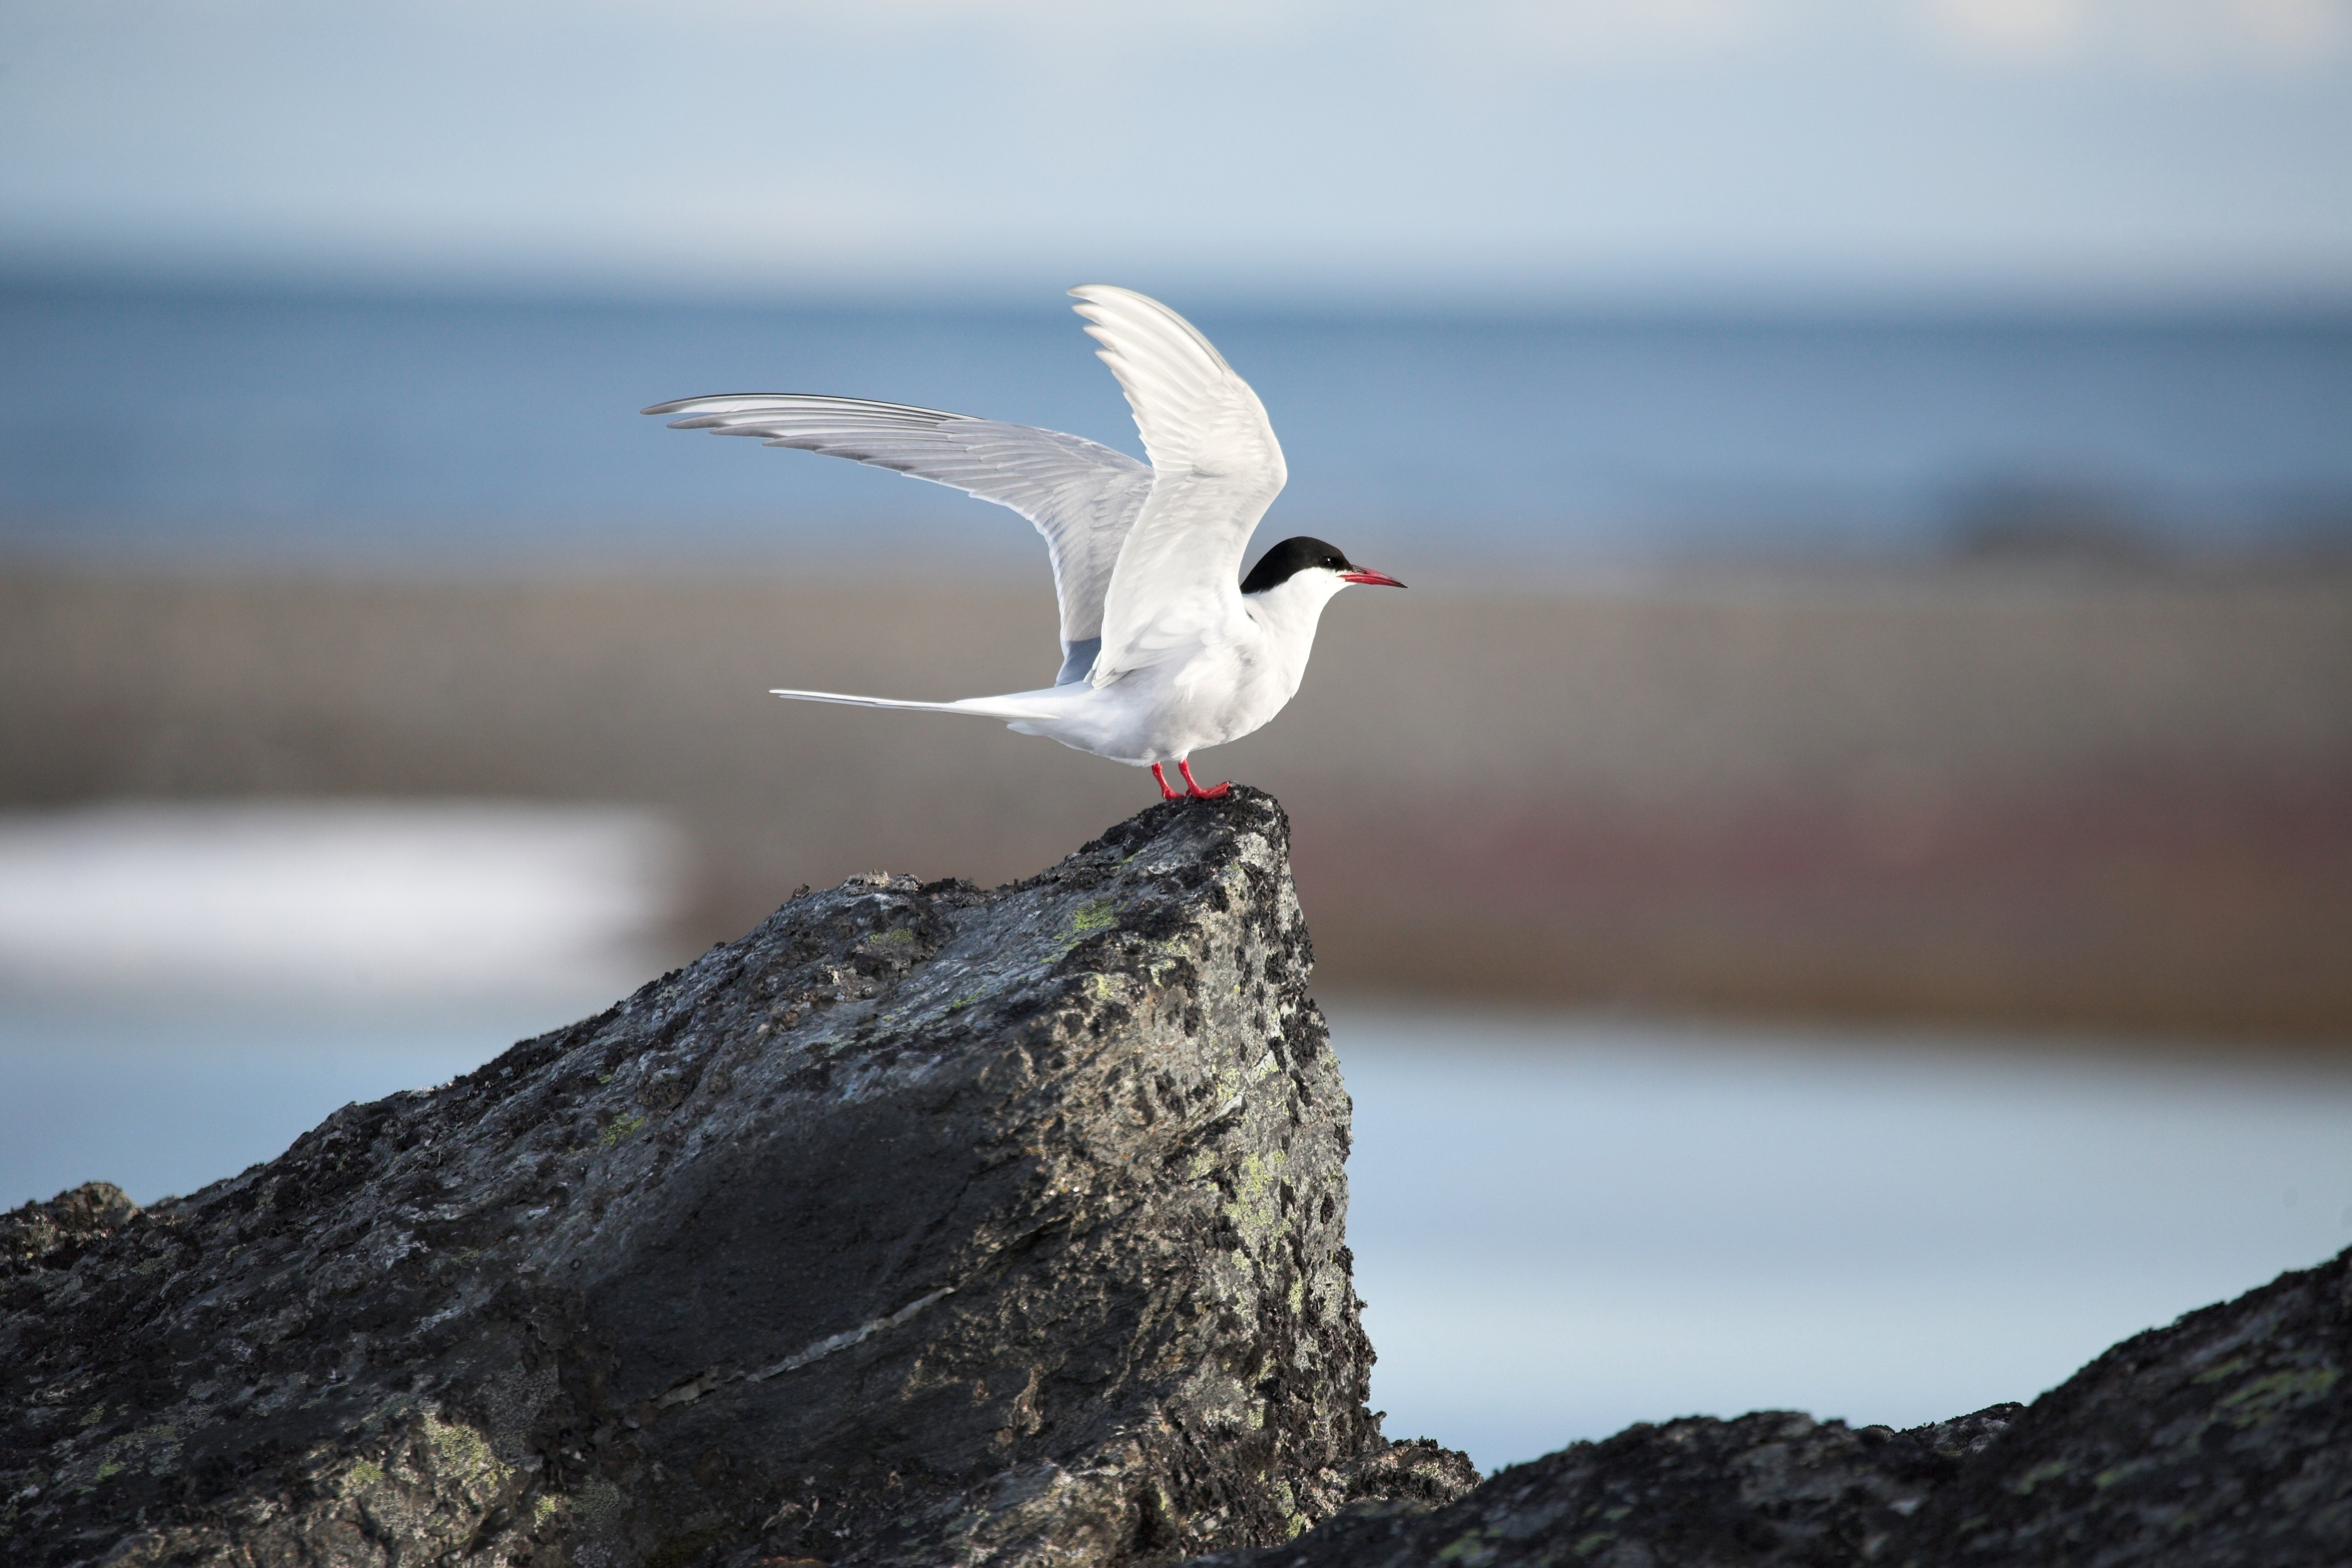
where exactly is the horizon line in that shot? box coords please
[9,259,2352,327]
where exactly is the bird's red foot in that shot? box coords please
[1150,762,1185,801]
[1177,760,1230,800]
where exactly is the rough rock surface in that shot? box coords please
[1207,1245,2352,1568]
[0,789,1474,1567]
[1901,1242,2352,1566]
[10,785,2349,1568]
[1192,1408,2025,1568]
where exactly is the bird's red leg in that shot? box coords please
[1151,762,1184,801]
[1177,760,1230,800]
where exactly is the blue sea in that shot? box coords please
[4,280,2349,569]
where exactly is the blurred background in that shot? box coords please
[4,0,2351,1471]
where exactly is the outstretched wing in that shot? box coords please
[1068,286,1288,683]
[643,393,1151,669]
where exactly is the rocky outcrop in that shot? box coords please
[0,789,1474,1567]
[1205,1248,2352,1567]
[9,782,2348,1568]
[1192,1406,2022,1568]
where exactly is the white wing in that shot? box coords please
[1069,286,1288,683]
[644,393,1151,666]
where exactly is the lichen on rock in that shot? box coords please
[1195,1250,2352,1568]
[0,788,1471,1567]
[14,781,2342,1567]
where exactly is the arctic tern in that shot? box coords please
[644,285,1404,801]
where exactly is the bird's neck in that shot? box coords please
[1242,574,1344,672]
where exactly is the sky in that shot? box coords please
[3,0,2350,306]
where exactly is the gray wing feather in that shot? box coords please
[644,393,1150,658]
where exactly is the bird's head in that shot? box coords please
[1240,536,1407,598]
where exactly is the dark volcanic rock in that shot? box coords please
[0,789,1471,1567]
[1898,1243,2352,1566]
[12,783,2348,1568]
[0,1182,142,1273]
[1207,1247,2352,1568]
[1192,1407,2022,1568]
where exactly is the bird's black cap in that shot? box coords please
[1241,536,1357,594]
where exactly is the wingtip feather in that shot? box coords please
[1067,287,1235,382]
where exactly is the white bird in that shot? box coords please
[643,285,1404,802]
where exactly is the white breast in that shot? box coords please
[1003,568,1349,765]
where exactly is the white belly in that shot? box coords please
[1000,575,1340,766]
[1009,640,1305,765]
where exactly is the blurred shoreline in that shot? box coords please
[5,559,2347,1044]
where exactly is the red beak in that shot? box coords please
[1338,568,1407,588]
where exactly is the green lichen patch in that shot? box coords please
[1225,1148,1292,1253]
[1436,1524,1503,1563]
[82,1422,180,1489]
[419,1412,503,1489]
[2218,1365,2341,1428]
[600,1113,649,1148]
[578,1475,624,1524]
[2010,1458,2072,1496]
[2093,1457,2156,1491]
